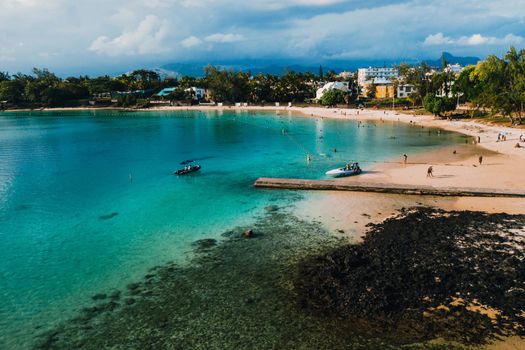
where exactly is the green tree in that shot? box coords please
[324,70,338,81]
[471,47,525,124]
[397,62,433,106]
[178,76,197,89]
[423,94,456,116]
[0,79,25,103]
[452,66,481,105]
[0,72,10,82]
[129,69,161,90]
[248,73,272,103]
[320,89,346,106]
[204,66,234,102]
[366,83,376,99]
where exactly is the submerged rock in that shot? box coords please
[91,293,107,301]
[192,238,217,252]
[99,212,119,220]
[265,205,279,212]
[126,282,140,291]
[109,290,121,300]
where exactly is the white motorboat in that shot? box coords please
[325,163,362,178]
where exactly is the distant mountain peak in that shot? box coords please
[434,52,480,67]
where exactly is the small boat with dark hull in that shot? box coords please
[174,164,201,175]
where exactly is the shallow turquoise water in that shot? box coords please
[0,110,467,348]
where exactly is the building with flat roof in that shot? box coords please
[397,84,416,98]
[185,87,206,100]
[357,67,398,88]
[337,71,353,79]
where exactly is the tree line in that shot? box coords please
[0,68,168,107]
[1,47,524,124]
[0,66,351,108]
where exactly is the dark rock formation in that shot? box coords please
[295,208,525,344]
[192,238,217,252]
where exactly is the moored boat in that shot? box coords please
[325,163,361,178]
[174,164,201,175]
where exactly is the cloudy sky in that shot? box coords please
[1,0,524,75]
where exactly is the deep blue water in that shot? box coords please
[0,110,467,348]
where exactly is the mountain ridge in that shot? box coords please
[157,53,481,77]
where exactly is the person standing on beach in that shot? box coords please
[427,166,433,177]
[403,154,407,164]
[477,136,481,143]
[479,155,483,165]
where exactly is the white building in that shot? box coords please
[357,67,398,88]
[337,71,353,79]
[185,87,206,100]
[445,64,464,75]
[397,84,416,98]
[315,82,350,100]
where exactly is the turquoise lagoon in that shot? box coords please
[0,110,468,348]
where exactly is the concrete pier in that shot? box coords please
[254,177,525,198]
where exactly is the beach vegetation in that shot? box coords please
[320,89,346,106]
[423,94,456,116]
[366,83,376,98]
[468,47,525,124]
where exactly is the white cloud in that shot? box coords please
[181,35,202,48]
[253,0,345,10]
[423,33,454,45]
[424,32,524,46]
[205,33,244,43]
[89,15,169,56]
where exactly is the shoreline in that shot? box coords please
[5,104,524,207]
[5,104,524,153]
